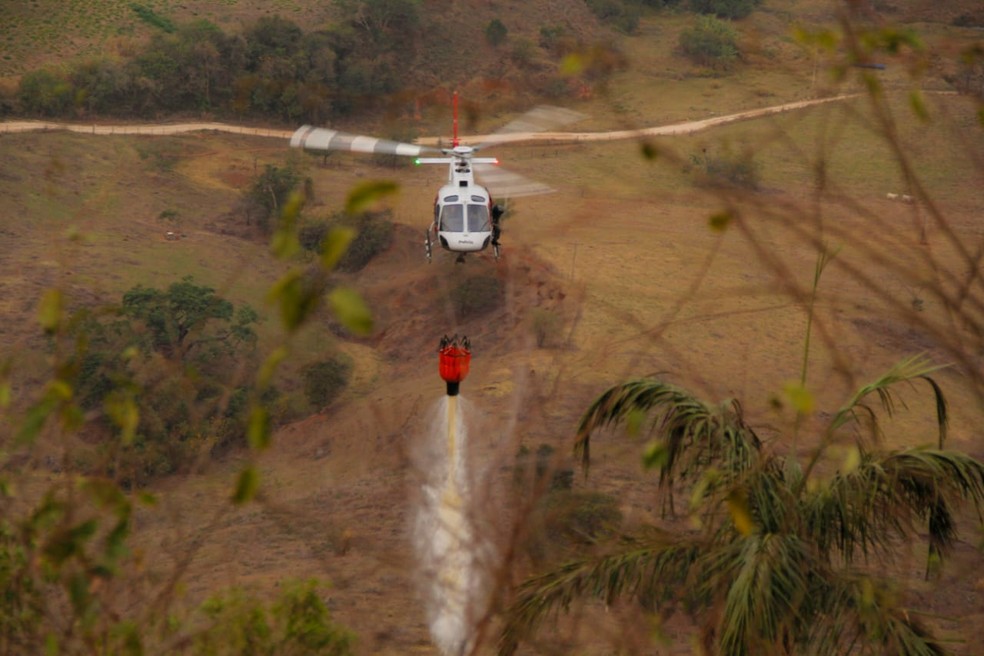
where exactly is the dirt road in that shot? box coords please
[0,94,855,144]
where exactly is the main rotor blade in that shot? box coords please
[474,105,588,149]
[291,125,438,157]
[473,163,554,198]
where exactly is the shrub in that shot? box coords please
[450,275,504,320]
[679,15,739,69]
[514,444,574,491]
[485,19,508,47]
[526,490,622,564]
[585,0,640,34]
[302,355,353,410]
[688,0,761,20]
[689,146,760,189]
[510,38,537,66]
[301,211,393,272]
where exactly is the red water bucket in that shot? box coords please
[439,346,471,395]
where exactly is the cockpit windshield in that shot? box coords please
[440,204,464,232]
[440,203,491,233]
[468,204,490,232]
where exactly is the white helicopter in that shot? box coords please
[290,93,585,262]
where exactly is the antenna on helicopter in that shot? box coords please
[452,91,460,148]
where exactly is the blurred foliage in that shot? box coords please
[0,170,389,651]
[194,579,355,655]
[300,210,394,273]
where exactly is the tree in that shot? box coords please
[679,15,740,69]
[246,163,303,233]
[18,69,73,116]
[499,356,984,655]
[335,0,421,51]
[122,276,256,362]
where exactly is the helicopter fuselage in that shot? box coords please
[419,147,501,261]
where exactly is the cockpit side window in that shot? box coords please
[440,204,465,232]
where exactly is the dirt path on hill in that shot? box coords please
[0,94,856,144]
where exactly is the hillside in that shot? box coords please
[1,0,983,654]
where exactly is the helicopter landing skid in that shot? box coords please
[424,230,432,263]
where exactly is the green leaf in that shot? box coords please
[841,445,861,474]
[642,440,670,470]
[38,288,63,333]
[105,393,139,445]
[909,90,929,122]
[783,381,815,415]
[689,467,720,511]
[345,180,398,215]
[247,405,271,450]
[639,141,658,161]
[709,210,732,232]
[625,408,646,436]
[233,466,260,504]
[45,519,98,564]
[560,53,584,76]
[268,271,321,332]
[16,397,57,445]
[320,226,357,271]
[327,286,373,336]
[726,489,755,536]
[258,346,289,389]
[270,225,301,259]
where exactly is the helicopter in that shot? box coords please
[290,93,585,263]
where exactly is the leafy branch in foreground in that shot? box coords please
[501,361,984,655]
[0,175,385,651]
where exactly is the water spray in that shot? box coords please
[413,335,493,656]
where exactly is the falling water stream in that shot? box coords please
[413,395,493,655]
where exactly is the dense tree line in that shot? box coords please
[16,5,421,123]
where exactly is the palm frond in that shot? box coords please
[497,532,701,655]
[802,573,950,656]
[802,448,984,565]
[715,533,812,656]
[574,378,762,485]
[827,354,948,449]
